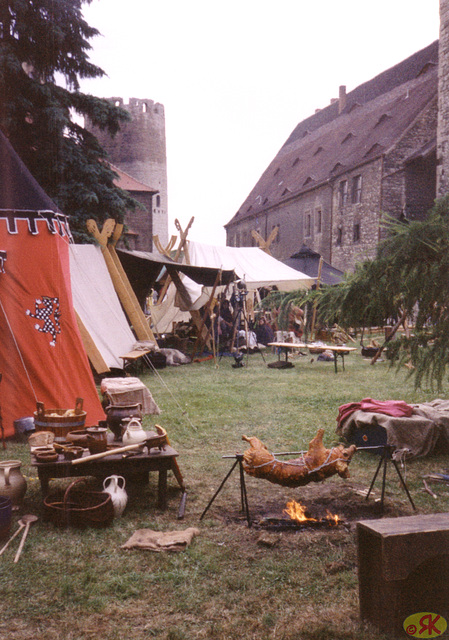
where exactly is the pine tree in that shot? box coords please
[314,197,449,388]
[0,0,137,241]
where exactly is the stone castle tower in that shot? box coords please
[438,0,449,196]
[90,97,168,246]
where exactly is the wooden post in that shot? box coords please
[156,217,194,304]
[310,256,323,339]
[86,219,156,342]
[251,226,278,255]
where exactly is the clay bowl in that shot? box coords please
[66,428,90,447]
[35,451,59,463]
[32,446,56,455]
[63,446,84,461]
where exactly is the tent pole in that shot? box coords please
[86,219,156,342]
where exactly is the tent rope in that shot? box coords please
[0,297,38,402]
[141,353,198,431]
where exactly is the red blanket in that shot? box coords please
[337,398,414,428]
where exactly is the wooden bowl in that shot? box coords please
[35,451,59,463]
[63,446,84,461]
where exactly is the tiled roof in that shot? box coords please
[227,41,438,228]
[111,164,158,193]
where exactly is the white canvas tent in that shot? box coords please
[69,244,137,371]
[187,241,313,291]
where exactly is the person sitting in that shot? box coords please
[255,316,275,346]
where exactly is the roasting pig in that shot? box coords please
[241,428,356,487]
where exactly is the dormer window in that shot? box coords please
[313,146,324,156]
[292,157,300,167]
[374,113,391,127]
[341,133,354,144]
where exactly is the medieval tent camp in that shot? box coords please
[0,131,104,438]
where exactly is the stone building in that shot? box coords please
[87,97,168,251]
[225,41,440,273]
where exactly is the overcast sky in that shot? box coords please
[81,0,440,246]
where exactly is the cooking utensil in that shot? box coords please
[13,514,38,563]
[0,519,25,556]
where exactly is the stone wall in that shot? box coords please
[331,160,383,272]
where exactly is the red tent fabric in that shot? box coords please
[0,133,104,437]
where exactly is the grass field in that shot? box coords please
[1,348,449,640]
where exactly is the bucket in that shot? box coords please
[34,398,86,441]
[14,416,35,442]
[0,496,12,539]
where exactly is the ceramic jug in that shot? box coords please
[122,418,147,446]
[103,475,128,517]
[0,460,27,508]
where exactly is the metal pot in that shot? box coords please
[104,403,142,440]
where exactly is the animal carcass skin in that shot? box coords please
[241,428,356,488]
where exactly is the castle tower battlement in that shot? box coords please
[88,97,168,246]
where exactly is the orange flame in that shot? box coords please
[283,500,341,525]
[325,510,341,525]
[283,500,316,522]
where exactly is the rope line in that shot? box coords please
[247,447,340,475]
[0,297,38,402]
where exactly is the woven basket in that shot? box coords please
[34,398,86,440]
[43,479,114,528]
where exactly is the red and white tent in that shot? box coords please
[0,131,104,438]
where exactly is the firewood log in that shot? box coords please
[241,428,356,488]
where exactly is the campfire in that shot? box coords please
[256,499,347,531]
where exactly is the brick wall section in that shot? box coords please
[438,0,449,196]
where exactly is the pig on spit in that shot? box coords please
[241,428,357,488]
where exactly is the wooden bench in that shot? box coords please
[119,349,151,371]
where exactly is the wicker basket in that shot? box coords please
[34,398,86,441]
[43,479,114,528]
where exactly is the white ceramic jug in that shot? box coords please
[103,475,128,517]
[122,417,147,446]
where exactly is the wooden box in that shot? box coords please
[357,514,449,636]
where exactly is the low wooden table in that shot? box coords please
[32,444,184,511]
[267,342,307,368]
[308,344,357,372]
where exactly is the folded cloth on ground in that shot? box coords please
[337,398,414,428]
[121,527,200,552]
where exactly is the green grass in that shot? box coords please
[1,349,448,639]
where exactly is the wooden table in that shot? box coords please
[267,342,307,368]
[308,344,357,372]
[32,444,184,511]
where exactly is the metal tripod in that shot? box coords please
[200,454,252,527]
[364,444,416,512]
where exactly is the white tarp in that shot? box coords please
[187,241,313,291]
[69,244,136,370]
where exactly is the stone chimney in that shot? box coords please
[437,0,449,196]
[338,85,347,114]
